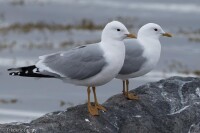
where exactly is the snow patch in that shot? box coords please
[134,115,142,118]
[85,118,90,122]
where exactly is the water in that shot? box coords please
[0,0,199,123]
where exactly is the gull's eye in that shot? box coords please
[154,28,158,31]
[117,29,121,31]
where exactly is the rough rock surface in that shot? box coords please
[0,76,200,133]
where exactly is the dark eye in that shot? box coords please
[117,29,120,31]
[154,28,158,31]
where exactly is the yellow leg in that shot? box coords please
[125,80,139,100]
[92,87,107,111]
[87,86,99,116]
[122,80,126,95]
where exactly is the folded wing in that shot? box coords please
[119,39,147,75]
[36,44,107,80]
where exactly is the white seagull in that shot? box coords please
[8,21,136,116]
[116,23,172,100]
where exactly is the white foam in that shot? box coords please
[0,109,44,118]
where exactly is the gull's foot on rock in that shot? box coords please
[96,104,107,111]
[88,104,99,116]
[126,93,139,100]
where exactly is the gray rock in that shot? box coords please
[0,76,200,133]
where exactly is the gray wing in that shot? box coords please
[119,39,147,75]
[38,44,107,80]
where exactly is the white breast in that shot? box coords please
[88,41,125,86]
[136,39,161,76]
[141,39,161,73]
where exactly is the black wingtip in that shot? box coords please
[8,65,55,78]
[9,72,17,76]
[7,68,12,71]
[9,72,12,75]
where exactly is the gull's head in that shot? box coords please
[101,21,136,42]
[138,23,172,40]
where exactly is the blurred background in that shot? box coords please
[0,0,200,123]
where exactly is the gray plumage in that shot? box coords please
[119,39,147,75]
[39,44,108,80]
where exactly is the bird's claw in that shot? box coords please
[96,104,107,111]
[126,92,139,100]
[88,104,99,116]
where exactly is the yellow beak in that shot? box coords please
[162,32,172,37]
[126,34,137,38]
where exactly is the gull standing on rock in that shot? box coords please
[8,21,136,116]
[116,23,172,100]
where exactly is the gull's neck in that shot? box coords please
[100,39,124,50]
[99,37,125,57]
[101,36,122,43]
[137,34,161,47]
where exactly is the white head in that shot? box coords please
[137,23,172,40]
[101,21,136,42]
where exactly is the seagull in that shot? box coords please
[8,21,136,116]
[116,23,172,100]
